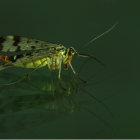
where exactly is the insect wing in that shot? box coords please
[15,49,59,64]
[0,35,62,53]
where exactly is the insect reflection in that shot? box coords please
[0,71,113,131]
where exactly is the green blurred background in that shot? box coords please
[0,0,139,139]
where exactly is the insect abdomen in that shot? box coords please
[14,57,49,68]
[14,55,62,70]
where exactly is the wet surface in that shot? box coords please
[0,0,139,138]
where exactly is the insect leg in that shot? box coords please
[69,62,76,75]
[69,62,87,84]
[58,55,63,79]
[58,62,61,79]
[0,63,13,71]
[57,56,68,91]
[3,60,48,86]
[58,66,68,91]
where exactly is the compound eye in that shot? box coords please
[70,47,75,53]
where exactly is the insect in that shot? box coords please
[0,22,118,85]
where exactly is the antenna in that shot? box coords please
[76,53,104,66]
[83,21,118,48]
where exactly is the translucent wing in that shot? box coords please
[0,35,63,52]
[14,49,60,64]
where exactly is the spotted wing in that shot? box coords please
[14,49,59,64]
[0,35,63,53]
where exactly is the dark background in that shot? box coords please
[0,0,139,139]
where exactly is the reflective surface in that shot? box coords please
[0,0,139,138]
